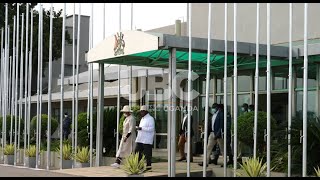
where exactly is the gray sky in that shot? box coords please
[38,3,187,47]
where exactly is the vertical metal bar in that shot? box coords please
[302,3,308,177]
[75,3,81,166]
[60,3,66,170]
[4,3,8,157]
[86,4,90,167]
[129,3,133,107]
[14,4,19,166]
[253,3,260,159]
[35,5,40,169]
[19,13,25,163]
[202,3,211,177]
[11,16,16,147]
[47,3,53,171]
[116,3,121,153]
[167,37,172,178]
[0,27,3,162]
[39,4,43,159]
[9,20,16,144]
[287,3,293,177]
[89,3,94,167]
[171,48,177,177]
[71,3,75,167]
[9,25,13,145]
[24,3,29,167]
[266,3,271,177]
[233,3,238,177]
[28,8,34,150]
[223,3,228,177]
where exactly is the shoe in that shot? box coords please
[110,163,120,168]
[198,162,208,167]
[144,166,152,172]
[177,157,186,161]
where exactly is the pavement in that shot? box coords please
[0,164,81,177]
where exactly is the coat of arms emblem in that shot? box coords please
[113,32,125,56]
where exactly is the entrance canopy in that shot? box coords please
[87,30,312,74]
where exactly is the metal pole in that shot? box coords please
[171,48,177,177]
[233,3,238,177]
[28,8,34,150]
[0,27,3,163]
[39,4,43,159]
[24,3,29,167]
[10,23,14,145]
[287,3,293,177]
[116,3,122,153]
[4,3,8,156]
[129,3,133,107]
[96,2,105,168]
[86,2,91,166]
[202,3,211,177]
[71,3,75,167]
[60,3,66,170]
[35,5,41,168]
[266,3,271,177]
[89,3,94,167]
[253,3,260,159]
[11,16,16,147]
[302,3,308,177]
[47,4,53,171]
[14,4,19,166]
[75,3,81,166]
[19,13,25,163]
[223,3,228,177]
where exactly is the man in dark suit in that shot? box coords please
[199,103,224,167]
[177,106,194,162]
[210,104,233,167]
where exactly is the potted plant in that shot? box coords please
[56,143,73,169]
[123,152,146,177]
[74,146,90,168]
[25,145,37,168]
[4,144,14,165]
[314,166,320,177]
[236,157,267,177]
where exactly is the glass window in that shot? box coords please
[201,77,214,94]
[238,75,251,92]
[255,68,267,91]
[217,77,232,94]
[295,91,316,120]
[273,67,288,90]
[238,94,251,115]
[295,64,317,89]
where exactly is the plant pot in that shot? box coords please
[128,174,144,177]
[62,160,73,169]
[26,157,36,168]
[4,155,14,165]
[74,162,90,168]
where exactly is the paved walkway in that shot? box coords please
[0,164,80,177]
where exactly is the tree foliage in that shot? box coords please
[0,3,72,94]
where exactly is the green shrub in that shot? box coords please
[30,114,58,141]
[75,146,90,163]
[271,116,320,175]
[56,143,73,160]
[237,157,267,177]
[26,145,37,157]
[0,115,24,142]
[75,112,97,147]
[123,152,146,175]
[4,144,15,155]
[236,111,276,156]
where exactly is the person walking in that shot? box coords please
[62,112,72,140]
[135,105,155,171]
[199,103,224,167]
[111,105,136,168]
[177,106,194,162]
